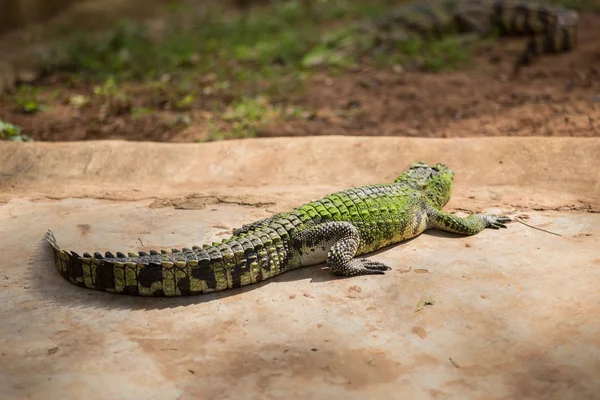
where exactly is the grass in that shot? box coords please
[35,0,485,101]
[370,34,478,72]
[206,96,307,141]
[15,86,45,114]
[45,0,393,84]
[43,0,484,89]
[0,120,31,142]
[36,0,596,89]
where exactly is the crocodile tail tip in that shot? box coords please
[45,230,59,249]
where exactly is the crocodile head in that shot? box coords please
[395,162,455,208]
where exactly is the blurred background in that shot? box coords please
[0,0,597,143]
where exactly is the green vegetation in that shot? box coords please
[0,120,31,142]
[207,96,306,141]
[42,0,497,91]
[46,0,392,84]
[15,85,45,114]
[40,0,483,92]
[375,34,479,72]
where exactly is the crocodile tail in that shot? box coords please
[45,229,289,297]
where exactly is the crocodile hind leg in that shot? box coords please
[513,29,567,73]
[293,221,391,276]
[427,209,511,236]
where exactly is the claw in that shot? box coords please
[485,214,512,230]
[371,266,392,271]
[353,259,391,275]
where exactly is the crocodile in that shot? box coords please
[47,162,511,297]
[306,0,579,70]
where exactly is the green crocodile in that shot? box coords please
[306,0,579,69]
[47,162,511,297]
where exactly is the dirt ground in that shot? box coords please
[1,10,599,142]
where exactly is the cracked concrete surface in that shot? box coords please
[0,137,599,400]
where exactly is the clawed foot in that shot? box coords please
[347,259,392,276]
[484,215,512,229]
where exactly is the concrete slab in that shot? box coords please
[0,137,599,400]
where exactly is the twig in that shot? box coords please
[512,217,562,237]
[448,357,460,368]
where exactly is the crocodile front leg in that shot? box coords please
[293,221,391,276]
[427,209,511,236]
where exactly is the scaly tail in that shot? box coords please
[45,229,290,297]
